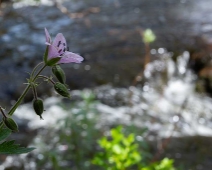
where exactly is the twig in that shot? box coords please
[131,28,150,86]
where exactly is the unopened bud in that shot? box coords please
[3,117,19,132]
[33,99,44,119]
[54,82,70,98]
[52,65,66,84]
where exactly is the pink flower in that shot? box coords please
[44,28,83,64]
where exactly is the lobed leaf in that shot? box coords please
[0,128,11,141]
[0,140,35,154]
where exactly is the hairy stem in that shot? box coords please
[32,85,38,100]
[8,64,47,116]
[31,62,44,78]
[8,84,31,116]
[0,107,7,118]
[38,75,55,84]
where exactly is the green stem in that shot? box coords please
[32,85,38,100]
[37,75,55,84]
[8,84,31,116]
[0,107,7,118]
[31,62,44,78]
[8,64,47,116]
[32,63,46,81]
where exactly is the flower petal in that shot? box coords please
[52,33,67,51]
[45,28,51,44]
[58,52,84,64]
[48,45,60,60]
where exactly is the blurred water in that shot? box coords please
[1,0,212,107]
[12,50,212,137]
[1,1,212,169]
[2,50,212,169]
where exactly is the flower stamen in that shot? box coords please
[58,49,62,53]
[57,41,61,47]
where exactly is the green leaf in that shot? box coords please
[112,144,122,154]
[46,57,61,66]
[0,140,35,154]
[0,128,11,141]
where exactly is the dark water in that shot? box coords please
[0,0,212,105]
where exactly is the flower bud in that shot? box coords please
[54,82,70,98]
[52,65,66,84]
[33,98,44,119]
[3,117,19,132]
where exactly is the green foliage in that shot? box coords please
[0,128,11,141]
[0,128,35,154]
[33,94,177,170]
[141,158,175,170]
[92,126,141,170]
[92,126,176,170]
[34,91,101,169]
[0,140,35,154]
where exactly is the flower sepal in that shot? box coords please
[33,98,44,119]
[3,117,19,132]
[54,82,70,98]
[52,65,66,84]
[43,46,48,64]
[45,57,61,66]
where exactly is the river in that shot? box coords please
[0,0,212,104]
